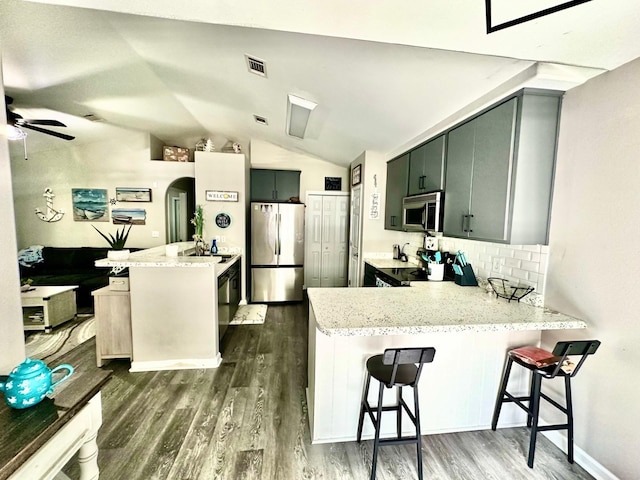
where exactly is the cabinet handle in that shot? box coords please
[390,215,396,226]
[419,176,426,189]
[463,214,474,233]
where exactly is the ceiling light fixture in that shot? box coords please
[6,124,27,141]
[287,94,317,139]
[5,125,29,160]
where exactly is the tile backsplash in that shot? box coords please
[366,233,549,306]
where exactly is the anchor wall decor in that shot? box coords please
[35,188,65,222]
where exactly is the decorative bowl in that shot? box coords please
[487,277,534,302]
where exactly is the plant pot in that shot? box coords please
[107,249,130,261]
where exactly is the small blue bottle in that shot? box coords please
[210,239,218,254]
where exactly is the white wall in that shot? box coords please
[354,150,423,258]
[542,58,640,480]
[0,64,26,373]
[250,139,348,199]
[10,132,195,249]
[195,151,250,301]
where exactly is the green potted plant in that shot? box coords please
[93,224,132,260]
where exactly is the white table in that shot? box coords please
[21,286,78,332]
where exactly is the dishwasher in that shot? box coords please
[228,262,240,322]
[217,271,230,342]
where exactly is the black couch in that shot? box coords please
[19,247,112,309]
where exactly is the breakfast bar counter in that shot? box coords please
[306,283,586,444]
[96,243,241,373]
[308,282,585,336]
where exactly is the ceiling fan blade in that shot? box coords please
[20,119,67,127]
[20,123,75,141]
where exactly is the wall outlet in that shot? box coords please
[492,257,504,272]
[152,231,160,238]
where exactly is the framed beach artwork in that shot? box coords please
[72,188,108,222]
[115,187,152,202]
[111,208,147,225]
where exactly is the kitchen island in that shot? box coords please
[96,243,240,372]
[307,282,586,444]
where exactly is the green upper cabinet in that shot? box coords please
[443,119,475,238]
[443,91,561,244]
[407,135,445,196]
[384,154,409,230]
[250,169,301,202]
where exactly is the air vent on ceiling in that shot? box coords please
[245,55,267,77]
[83,113,105,122]
[254,115,268,125]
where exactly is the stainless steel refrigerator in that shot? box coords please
[251,202,305,302]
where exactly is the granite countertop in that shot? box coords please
[95,242,240,272]
[307,282,586,337]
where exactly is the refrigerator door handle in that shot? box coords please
[277,213,282,255]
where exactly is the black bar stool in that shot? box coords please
[491,340,600,468]
[356,347,436,480]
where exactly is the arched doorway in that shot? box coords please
[166,177,195,243]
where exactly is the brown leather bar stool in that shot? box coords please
[357,347,436,480]
[491,340,601,468]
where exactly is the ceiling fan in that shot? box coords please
[5,95,75,141]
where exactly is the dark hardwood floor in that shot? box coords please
[57,301,594,480]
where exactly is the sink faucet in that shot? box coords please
[400,243,409,262]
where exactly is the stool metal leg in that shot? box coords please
[413,384,424,480]
[491,357,514,430]
[527,373,542,468]
[396,386,402,439]
[565,375,574,464]
[357,373,372,443]
[526,370,536,428]
[370,382,385,480]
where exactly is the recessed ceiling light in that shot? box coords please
[287,94,317,139]
[245,55,267,78]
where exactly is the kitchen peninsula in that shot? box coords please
[96,243,240,373]
[306,282,586,444]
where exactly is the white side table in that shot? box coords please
[21,286,78,332]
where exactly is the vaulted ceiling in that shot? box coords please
[2,0,639,165]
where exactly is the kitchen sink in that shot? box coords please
[186,253,234,263]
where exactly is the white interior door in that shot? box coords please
[305,192,349,288]
[320,196,335,286]
[167,188,188,243]
[305,195,323,287]
[348,185,363,287]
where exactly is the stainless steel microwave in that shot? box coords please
[402,191,443,232]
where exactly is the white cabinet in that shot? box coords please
[305,193,349,287]
[92,286,132,367]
